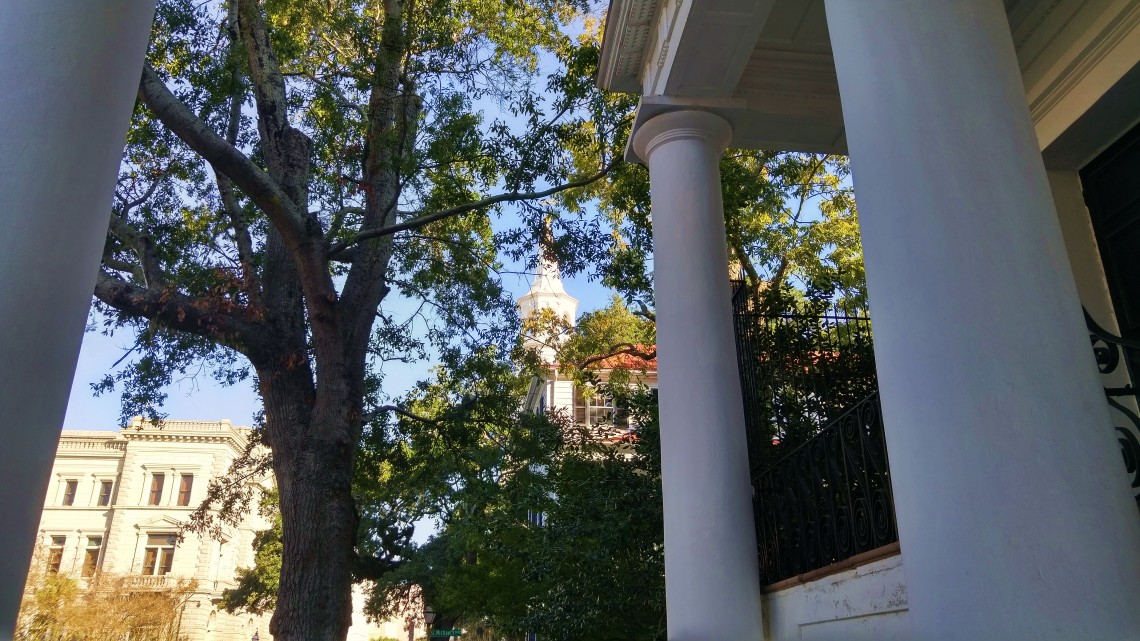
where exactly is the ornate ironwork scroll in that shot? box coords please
[1085,310,1140,511]
[752,392,898,585]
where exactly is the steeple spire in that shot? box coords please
[530,249,568,296]
[517,248,578,325]
[517,225,579,364]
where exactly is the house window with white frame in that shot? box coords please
[82,536,102,577]
[589,394,616,425]
[141,534,176,575]
[97,480,114,506]
[46,536,66,573]
[574,389,629,429]
[61,479,78,506]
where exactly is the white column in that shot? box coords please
[632,110,763,641]
[825,1,1140,639]
[0,2,156,638]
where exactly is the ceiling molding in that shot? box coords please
[658,0,777,97]
[1007,0,1068,52]
[597,0,661,93]
[1028,0,1140,147]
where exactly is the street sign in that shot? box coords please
[429,630,462,637]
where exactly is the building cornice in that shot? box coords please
[121,417,252,451]
[597,0,661,93]
[1024,0,1140,148]
[56,439,128,458]
[122,432,245,446]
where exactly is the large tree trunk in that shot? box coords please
[271,439,357,641]
[261,369,360,641]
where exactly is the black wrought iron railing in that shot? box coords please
[731,283,878,474]
[1085,309,1140,511]
[738,301,1140,586]
[730,282,893,584]
[752,392,898,585]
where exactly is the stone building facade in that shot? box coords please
[32,419,406,641]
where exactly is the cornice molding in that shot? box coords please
[644,0,685,95]
[597,0,661,93]
[1028,0,1140,147]
[57,439,127,450]
[124,432,243,445]
[1030,2,1140,115]
[120,417,252,451]
[1008,0,1067,51]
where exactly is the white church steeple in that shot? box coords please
[517,251,578,326]
[517,220,578,327]
[517,241,578,363]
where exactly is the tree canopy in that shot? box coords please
[364,350,665,641]
[92,1,628,640]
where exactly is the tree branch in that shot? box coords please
[102,253,144,282]
[328,158,621,257]
[94,272,265,356]
[629,299,656,323]
[373,404,438,424]
[733,242,762,299]
[577,343,657,370]
[325,205,365,241]
[216,0,263,309]
[237,0,307,196]
[107,213,166,289]
[138,64,306,246]
[115,170,166,212]
[306,72,366,118]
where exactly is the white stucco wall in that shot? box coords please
[762,552,909,641]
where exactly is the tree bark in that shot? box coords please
[260,366,358,641]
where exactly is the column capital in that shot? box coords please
[632,109,733,164]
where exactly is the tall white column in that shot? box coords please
[0,3,156,638]
[633,110,763,640]
[825,1,1140,639]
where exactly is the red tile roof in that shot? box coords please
[589,345,657,370]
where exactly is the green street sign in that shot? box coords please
[429,630,462,637]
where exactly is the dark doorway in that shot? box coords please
[1081,121,1140,339]
[1082,120,1140,511]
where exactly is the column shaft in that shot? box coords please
[0,2,156,637]
[633,110,763,641]
[825,1,1140,638]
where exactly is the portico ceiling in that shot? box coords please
[600,0,1140,160]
